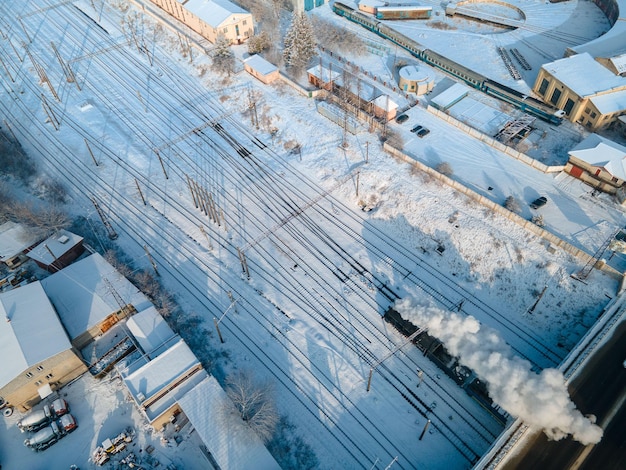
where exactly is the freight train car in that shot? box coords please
[376,5,433,20]
[332,2,564,125]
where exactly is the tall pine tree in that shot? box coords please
[283,12,316,71]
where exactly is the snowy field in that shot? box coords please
[0,0,623,469]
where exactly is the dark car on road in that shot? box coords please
[530,196,547,209]
[395,114,409,124]
[416,128,430,138]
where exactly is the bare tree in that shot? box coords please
[436,162,454,177]
[504,195,522,214]
[247,31,271,55]
[311,16,365,56]
[225,370,278,443]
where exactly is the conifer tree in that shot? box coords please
[212,34,235,76]
[283,12,317,71]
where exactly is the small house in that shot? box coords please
[371,95,398,121]
[27,230,85,272]
[243,55,279,84]
[565,133,626,197]
[0,221,42,270]
[307,64,340,91]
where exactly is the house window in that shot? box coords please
[584,107,591,114]
[538,78,549,96]
[563,98,575,116]
[550,88,561,106]
[590,111,597,119]
[26,372,33,378]
[612,177,619,183]
[243,20,247,26]
[223,27,228,33]
[35,380,42,386]
[36,365,44,371]
[45,373,54,380]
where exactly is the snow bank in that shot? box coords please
[394,297,603,445]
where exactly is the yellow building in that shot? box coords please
[0,282,87,411]
[533,53,626,131]
[150,0,253,44]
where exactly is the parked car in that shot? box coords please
[530,196,548,209]
[410,124,423,133]
[395,114,409,123]
[416,128,430,138]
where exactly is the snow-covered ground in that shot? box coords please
[0,0,624,469]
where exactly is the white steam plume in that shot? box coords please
[394,297,603,445]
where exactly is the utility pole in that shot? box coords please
[143,245,159,276]
[154,149,168,179]
[365,141,369,164]
[416,369,424,388]
[367,327,426,391]
[0,57,14,82]
[419,420,431,441]
[213,297,238,343]
[199,225,213,250]
[41,94,60,130]
[84,138,99,166]
[527,285,547,314]
[135,178,146,205]
[90,196,118,240]
[51,42,80,90]
[237,247,250,279]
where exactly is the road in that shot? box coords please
[503,319,626,469]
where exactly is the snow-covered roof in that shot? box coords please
[244,55,278,76]
[307,65,341,84]
[431,82,470,110]
[26,230,83,265]
[610,54,626,75]
[399,65,432,83]
[335,75,383,102]
[372,94,398,111]
[590,89,626,115]
[569,0,626,59]
[126,305,175,356]
[0,221,41,261]
[359,0,385,7]
[0,281,72,389]
[569,133,626,180]
[542,53,626,97]
[184,0,250,29]
[122,338,200,403]
[41,253,150,340]
[178,376,281,470]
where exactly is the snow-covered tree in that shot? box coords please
[283,12,317,71]
[211,34,235,76]
[247,31,271,55]
[225,371,278,443]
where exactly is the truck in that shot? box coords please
[17,405,53,433]
[23,414,77,452]
[17,398,70,432]
[50,398,70,417]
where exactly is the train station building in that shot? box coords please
[533,53,626,131]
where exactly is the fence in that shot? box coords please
[427,105,564,174]
[383,142,621,279]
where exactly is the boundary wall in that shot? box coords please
[427,105,565,174]
[383,143,621,279]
